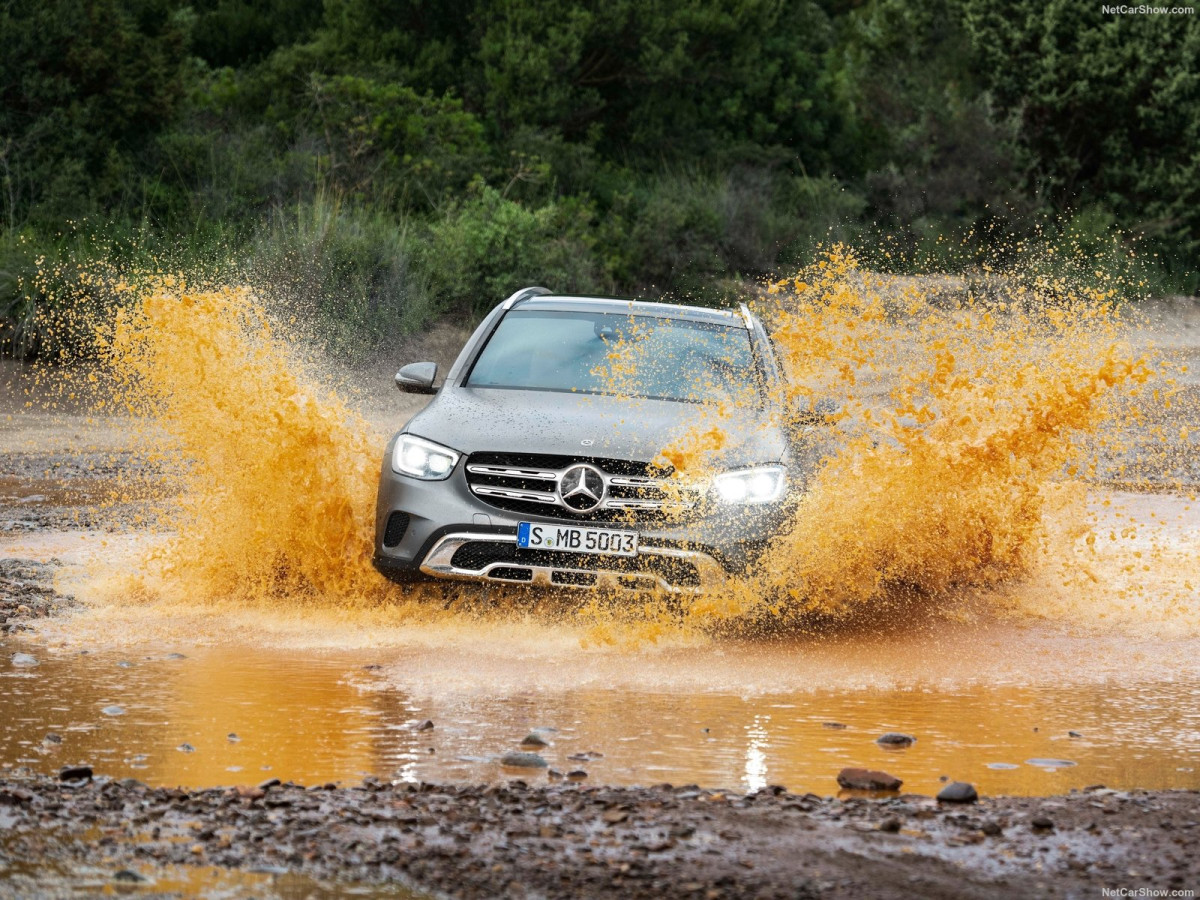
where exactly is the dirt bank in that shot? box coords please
[0,773,1196,899]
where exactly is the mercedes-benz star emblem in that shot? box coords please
[558,464,606,512]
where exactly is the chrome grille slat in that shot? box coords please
[466,464,558,481]
[472,485,558,504]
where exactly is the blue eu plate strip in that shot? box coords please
[516,522,531,547]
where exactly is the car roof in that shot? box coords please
[512,294,747,328]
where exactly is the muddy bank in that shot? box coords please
[0,558,77,633]
[1,774,1196,899]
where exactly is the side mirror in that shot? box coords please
[395,361,439,395]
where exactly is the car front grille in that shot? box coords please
[464,452,692,522]
[448,540,702,588]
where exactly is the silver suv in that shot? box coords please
[372,287,807,594]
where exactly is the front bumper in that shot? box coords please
[373,443,788,593]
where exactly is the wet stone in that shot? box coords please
[875,732,916,747]
[102,706,126,717]
[837,768,903,792]
[1031,816,1055,831]
[177,743,196,753]
[59,765,93,782]
[567,770,588,782]
[520,733,548,748]
[113,870,145,883]
[11,652,38,667]
[416,720,434,732]
[822,722,848,729]
[937,782,979,804]
[227,733,240,742]
[500,752,548,769]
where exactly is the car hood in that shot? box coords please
[403,387,786,468]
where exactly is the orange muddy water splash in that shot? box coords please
[95,280,387,601]
[33,246,1199,640]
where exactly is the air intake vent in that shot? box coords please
[383,512,410,548]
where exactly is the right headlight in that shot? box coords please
[391,434,460,480]
[712,465,786,504]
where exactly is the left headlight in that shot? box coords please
[713,465,786,504]
[392,434,460,480]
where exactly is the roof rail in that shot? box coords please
[501,286,552,310]
[737,302,755,330]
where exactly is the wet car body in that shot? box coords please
[372,287,809,594]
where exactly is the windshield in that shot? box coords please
[465,309,758,404]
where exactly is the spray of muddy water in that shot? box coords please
[40,247,1200,643]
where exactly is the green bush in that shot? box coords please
[423,185,610,315]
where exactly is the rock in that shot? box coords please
[59,765,93,782]
[548,769,564,780]
[937,782,978,803]
[1026,758,1077,768]
[875,732,916,747]
[1068,730,1083,738]
[113,870,145,883]
[11,652,39,667]
[258,778,281,790]
[981,820,1003,836]
[520,733,548,748]
[43,733,62,745]
[227,733,240,742]
[567,770,588,782]
[499,752,547,769]
[1031,816,1055,831]
[117,661,133,668]
[836,768,902,791]
[101,705,126,716]
[416,720,434,732]
[177,743,196,753]
[362,664,383,671]
[602,809,629,824]
[822,722,848,729]
[165,653,187,660]
[878,817,902,832]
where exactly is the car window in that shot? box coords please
[466,310,758,404]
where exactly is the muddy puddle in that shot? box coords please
[4,616,1199,798]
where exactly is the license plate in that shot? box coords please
[516,522,638,557]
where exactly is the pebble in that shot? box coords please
[59,765,93,782]
[165,653,187,660]
[500,752,548,769]
[836,768,903,791]
[875,732,916,747]
[102,706,126,717]
[1068,730,1083,738]
[1026,758,1077,768]
[937,782,979,803]
[822,722,848,729]
[567,770,588,782]
[416,720,434,732]
[117,661,133,668]
[520,733,548,748]
[1031,816,1055,831]
[981,820,1003,836]
[10,652,38,667]
[43,733,62,745]
[113,870,145,883]
[177,743,196,753]
[227,733,240,742]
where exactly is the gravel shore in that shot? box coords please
[1,773,1197,899]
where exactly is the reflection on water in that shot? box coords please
[3,641,1198,798]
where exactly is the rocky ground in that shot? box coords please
[0,772,1197,899]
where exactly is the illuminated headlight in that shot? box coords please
[392,434,460,480]
[713,465,786,504]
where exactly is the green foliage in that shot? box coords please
[424,185,609,315]
[960,0,1200,263]
[3,0,1198,360]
